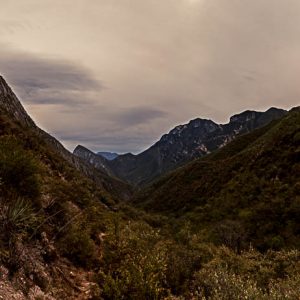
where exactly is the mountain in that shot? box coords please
[74,107,287,186]
[74,145,114,175]
[0,76,36,127]
[0,76,131,201]
[134,107,300,250]
[1,74,299,298]
[97,151,119,160]
[0,75,136,298]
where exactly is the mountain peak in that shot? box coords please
[229,110,258,123]
[229,107,287,124]
[0,75,35,127]
[74,144,91,153]
[166,118,218,138]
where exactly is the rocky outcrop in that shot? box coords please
[0,76,35,127]
[74,108,287,186]
[74,145,114,176]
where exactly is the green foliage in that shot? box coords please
[97,212,300,299]
[191,247,300,299]
[1,100,299,299]
[136,109,300,250]
[59,223,99,268]
[0,194,43,273]
[99,217,169,299]
[0,195,40,244]
[0,136,41,201]
[0,197,38,234]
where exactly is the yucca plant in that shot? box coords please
[0,196,39,239]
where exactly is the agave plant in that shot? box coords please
[0,196,38,238]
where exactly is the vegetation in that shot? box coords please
[0,106,299,298]
[0,111,112,273]
[136,108,300,251]
[96,212,300,299]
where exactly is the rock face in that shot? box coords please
[0,76,35,127]
[74,107,287,186]
[74,145,114,176]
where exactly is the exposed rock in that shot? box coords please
[74,107,287,186]
[0,76,35,127]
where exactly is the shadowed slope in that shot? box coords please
[135,108,300,249]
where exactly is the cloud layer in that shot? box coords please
[0,48,102,107]
[0,0,299,153]
[0,46,167,153]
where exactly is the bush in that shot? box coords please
[190,247,300,299]
[0,136,40,201]
[0,195,39,243]
[99,219,169,299]
[59,224,98,269]
[0,195,42,273]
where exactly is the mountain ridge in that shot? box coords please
[134,106,300,249]
[0,75,36,127]
[74,107,287,186]
[0,75,132,200]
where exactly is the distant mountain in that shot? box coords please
[135,107,300,250]
[74,145,114,176]
[74,107,287,186]
[98,151,119,160]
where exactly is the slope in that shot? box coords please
[74,107,287,186]
[135,108,300,250]
[0,75,132,298]
[0,75,131,201]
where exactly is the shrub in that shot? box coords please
[0,195,41,273]
[99,219,169,299]
[0,136,40,201]
[0,195,39,243]
[190,247,300,299]
[59,224,98,269]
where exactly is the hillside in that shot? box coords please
[135,108,300,250]
[0,76,131,201]
[0,76,132,298]
[74,108,286,186]
[0,75,299,299]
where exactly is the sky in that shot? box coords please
[0,0,299,153]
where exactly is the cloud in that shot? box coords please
[50,106,168,153]
[0,46,169,153]
[0,1,300,153]
[59,132,151,154]
[116,107,167,126]
[0,46,103,109]
[0,19,31,34]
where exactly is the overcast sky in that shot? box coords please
[0,0,299,153]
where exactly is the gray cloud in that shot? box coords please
[51,106,168,153]
[0,1,299,153]
[59,133,152,154]
[0,47,103,108]
[116,108,167,126]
